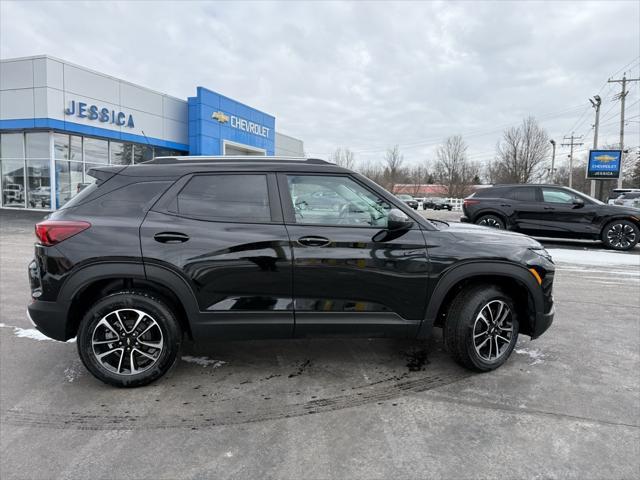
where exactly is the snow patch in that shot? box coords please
[64,365,82,383]
[182,355,226,368]
[0,322,75,343]
[548,248,640,268]
[514,347,546,366]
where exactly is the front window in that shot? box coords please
[286,175,391,227]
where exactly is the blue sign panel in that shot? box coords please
[587,149,622,179]
[188,87,275,155]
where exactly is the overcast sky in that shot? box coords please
[1,0,639,169]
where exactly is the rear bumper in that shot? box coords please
[27,300,70,341]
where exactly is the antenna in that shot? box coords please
[140,130,152,146]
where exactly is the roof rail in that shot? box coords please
[144,156,330,165]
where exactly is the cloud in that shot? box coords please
[1,0,638,168]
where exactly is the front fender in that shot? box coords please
[417,260,544,339]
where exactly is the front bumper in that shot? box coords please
[532,303,554,339]
[460,216,470,223]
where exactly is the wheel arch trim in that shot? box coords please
[417,260,543,339]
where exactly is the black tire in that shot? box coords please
[601,220,639,251]
[443,285,519,372]
[77,290,182,387]
[475,214,505,229]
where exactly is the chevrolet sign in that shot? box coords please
[212,111,270,138]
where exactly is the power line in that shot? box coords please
[608,73,640,188]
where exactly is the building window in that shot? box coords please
[25,132,50,159]
[69,135,82,161]
[133,144,153,163]
[54,133,69,160]
[84,137,109,164]
[1,133,26,208]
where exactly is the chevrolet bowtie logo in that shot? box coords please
[594,154,616,163]
[212,111,229,123]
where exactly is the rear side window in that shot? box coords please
[177,174,270,222]
[508,187,538,202]
[474,187,510,198]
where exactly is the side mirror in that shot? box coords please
[387,208,413,231]
[373,209,413,242]
[572,197,584,208]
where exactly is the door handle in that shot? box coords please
[544,206,555,210]
[500,204,511,207]
[297,236,331,247]
[154,232,190,243]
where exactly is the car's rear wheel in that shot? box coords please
[444,285,519,371]
[602,220,639,251]
[77,291,181,387]
[475,214,505,229]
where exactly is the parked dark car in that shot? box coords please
[28,157,555,387]
[462,184,640,250]
[396,194,418,209]
[432,198,453,211]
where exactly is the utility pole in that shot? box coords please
[608,74,640,188]
[561,133,584,189]
[589,95,601,198]
[549,139,556,183]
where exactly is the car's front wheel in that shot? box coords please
[77,291,182,387]
[444,285,519,371]
[602,220,639,251]
[475,214,505,229]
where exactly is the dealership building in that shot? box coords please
[0,55,304,210]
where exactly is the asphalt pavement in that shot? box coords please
[1,208,639,479]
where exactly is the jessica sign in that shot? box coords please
[587,149,622,179]
[64,100,135,128]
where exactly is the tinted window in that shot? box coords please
[622,193,640,199]
[286,175,391,227]
[542,188,575,204]
[508,187,537,202]
[474,187,510,198]
[177,174,270,222]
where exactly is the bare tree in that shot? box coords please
[357,160,385,187]
[407,164,429,197]
[330,147,355,170]
[383,145,404,191]
[489,117,550,184]
[434,135,478,197]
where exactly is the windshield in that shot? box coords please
[397,194,412,200]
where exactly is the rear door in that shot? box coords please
[507,186,546,234]
[140,172,294,339]
[278,173,430,338]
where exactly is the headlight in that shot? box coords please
[529,246,553,262]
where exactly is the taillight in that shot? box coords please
[463,199,480,206]
[35,220,91,246]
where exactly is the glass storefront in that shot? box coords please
[1,131,184,210]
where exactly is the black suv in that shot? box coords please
[462,184,640,250]
[28,157,555,387]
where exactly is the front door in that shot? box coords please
[140,172,294,339]
[537,187,597,237]
[278,173,430,338]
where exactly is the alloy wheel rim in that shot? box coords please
[479,217,502,229]
[91,308,164,376]
[472,300,513,362]
[607,223,636,249]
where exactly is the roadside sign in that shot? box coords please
[587,149,622,179]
